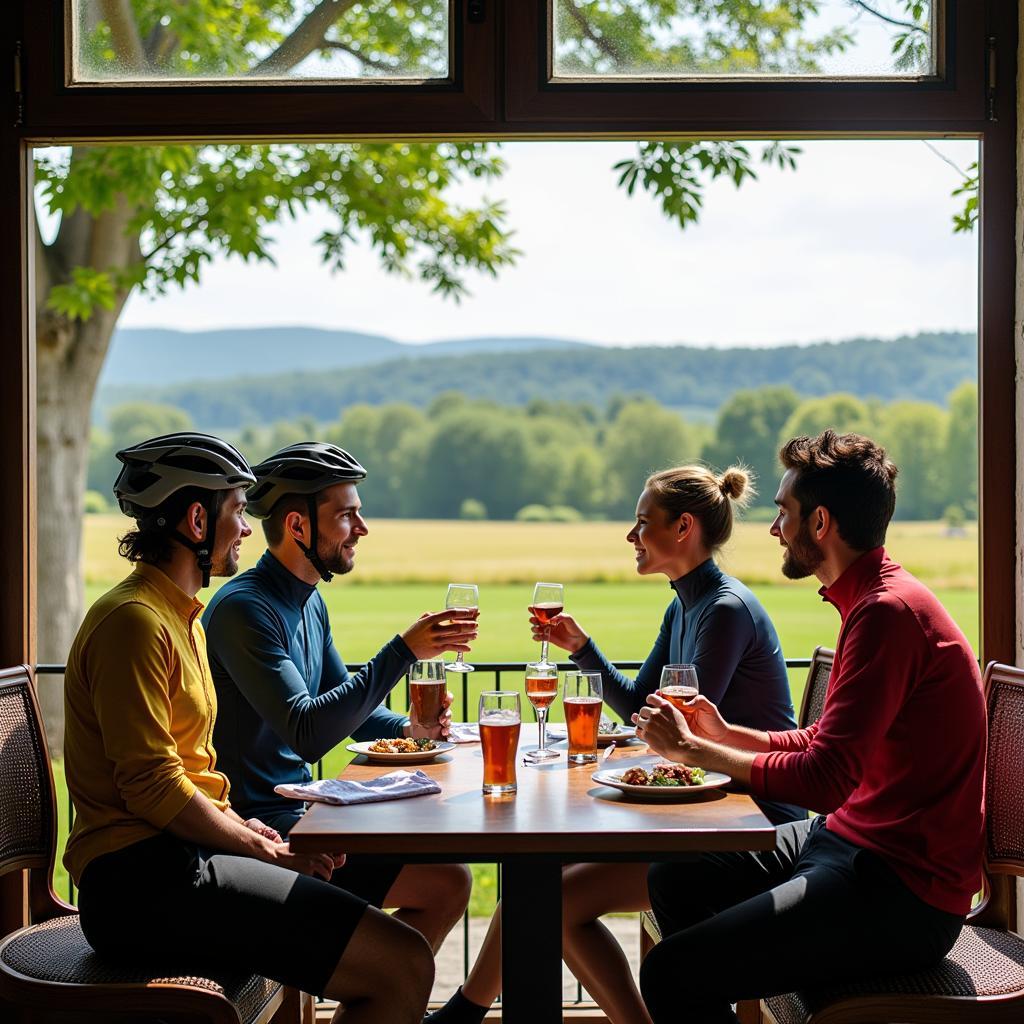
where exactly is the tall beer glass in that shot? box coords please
[479,691,521,794]
[563,671,602,764]
[409,658,446,728]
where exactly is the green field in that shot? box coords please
[55,516,979,911]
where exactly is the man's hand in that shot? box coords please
[408,689,454,740]
[670,693,731,744]
[243,818,282,843]
[265,842,343,881]
[633,692,701,764]
[528,612,589,654]
[402,609,479,660]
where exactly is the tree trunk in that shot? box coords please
[36,196,140,755]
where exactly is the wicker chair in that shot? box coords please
[761,660,1024,1024]
[0,664,306,1024]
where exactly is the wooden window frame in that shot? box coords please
[0,0,1018,676]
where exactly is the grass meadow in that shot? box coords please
[51,515,978,910]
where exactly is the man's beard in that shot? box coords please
[781,519,825,580]
[214,548,240,578]
[319,542,355,576]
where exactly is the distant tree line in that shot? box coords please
[87,381,978,524]
[100,331,977,430]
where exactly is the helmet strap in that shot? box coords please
[163,497,216,588]
[294,495,334,583]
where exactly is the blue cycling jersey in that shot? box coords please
[203,551,413,825]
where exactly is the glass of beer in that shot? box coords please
[409,659,446,730]
[524,662,559,763]
[562,670,602,763]
[660,664,699,718]
[530,581,564,669]
[479,691,521,794]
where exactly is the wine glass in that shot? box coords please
[524,661,559,762]
[530,582,564,670]
[659,664,699,718]
[445,583,478,673]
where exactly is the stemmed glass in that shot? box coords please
[530,582,564,670]
[524,661,559,762]
[445,583,478,673]
[659,664,699,718]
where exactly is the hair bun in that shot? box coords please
[719,467,750,502]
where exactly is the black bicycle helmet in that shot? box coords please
[114,432,256,587]
[246,442,367,582]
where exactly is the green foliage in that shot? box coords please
[127,331,977,429]
[878,401,948,521]
[516,504,556,522]
[703,385,800,502]
[779,393,875,444]
[83,490,109,515]
[944,504,966,530]
[944,381,978,516]
[952,161,979,234]
[459,499,488,521]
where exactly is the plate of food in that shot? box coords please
[596,721,637,747]
[347,738,456,765]
[591,763,730,799]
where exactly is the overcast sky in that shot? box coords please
[112,138,979,348]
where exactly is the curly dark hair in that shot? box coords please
[779,431,898,552]
[118,487,230,564]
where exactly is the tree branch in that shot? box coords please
[558,0,629,65]
[253,0,359,75]
[95,0,147,70]
[847,0,927,34]
[323,39,395,73]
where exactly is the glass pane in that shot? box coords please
[70,0,449,83]
[552,1,936,80]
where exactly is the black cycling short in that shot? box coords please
[265,807,404,910]
[78,833,370,995]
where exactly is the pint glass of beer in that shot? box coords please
[409,659,447,728]
[479,691,521,794]
[562,671,602,763]
[659,664,699,717]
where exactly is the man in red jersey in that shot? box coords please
[635,430,985,1024]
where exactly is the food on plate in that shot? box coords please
[598,719,622,735]
[620,763,706,787]
[367,738,438,754]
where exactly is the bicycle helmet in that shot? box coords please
[114,432,256,586]
[247,442,367,583]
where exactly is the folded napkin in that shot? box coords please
[274,770,441,806]
[448,722,480,744]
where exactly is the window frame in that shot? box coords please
[1,0,1017,676]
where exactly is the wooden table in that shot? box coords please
[289,737,774,1023]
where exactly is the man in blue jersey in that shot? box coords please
[203,442,479,952]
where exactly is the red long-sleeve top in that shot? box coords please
[750,548,985,914]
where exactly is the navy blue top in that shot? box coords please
[572,558,803,824]
[202,551,414,824]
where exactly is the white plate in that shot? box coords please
[591,768,731,799]
[347,741,455,765]
[597,725,636,747]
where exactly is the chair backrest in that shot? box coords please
[798,646,834,729]
[0,666,57,882]
[982,662,1024,879]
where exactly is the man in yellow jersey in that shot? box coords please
[63,432,433,1024]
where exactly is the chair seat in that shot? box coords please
[764,924,1024,1023]
[0,914,282,1024]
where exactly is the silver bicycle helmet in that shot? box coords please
[246,442,367,582]
[113,432,256,586]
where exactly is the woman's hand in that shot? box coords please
[528,612,589,654]
[402,609,479,660]
[633,693,699,763]
[243,818,282,843]
[265,842,342,881]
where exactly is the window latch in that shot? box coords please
[986,36,997,123]
[468,1,486,25]
[13,40,23,128]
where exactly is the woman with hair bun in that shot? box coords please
[524,464,801,1024]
